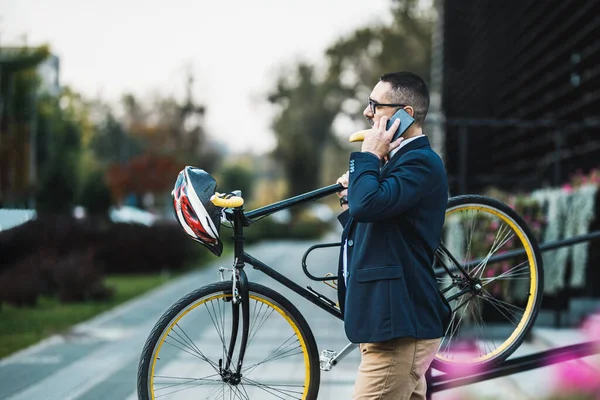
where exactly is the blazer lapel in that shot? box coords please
[381,136,430,174]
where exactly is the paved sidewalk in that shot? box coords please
[1,238,598,399]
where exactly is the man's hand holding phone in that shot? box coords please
[361,116,404,160]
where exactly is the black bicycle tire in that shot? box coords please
[137,281,321,400]
[432,194,545,372]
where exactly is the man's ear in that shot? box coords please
[404,106,415,118]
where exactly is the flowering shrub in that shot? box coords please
[0,215,201,307]
[481,166,599,296]
[545,313,600,399]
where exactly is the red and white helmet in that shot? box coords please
[172,167,223,256]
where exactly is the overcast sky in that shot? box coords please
[1,0,399,154]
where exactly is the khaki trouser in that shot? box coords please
[353,337,441,400]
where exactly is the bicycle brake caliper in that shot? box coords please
[320,349,337,371]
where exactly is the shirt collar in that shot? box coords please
[389,134,425,159]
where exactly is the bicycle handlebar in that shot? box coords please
[211,192,245,208]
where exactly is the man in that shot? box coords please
[335,71,451,399]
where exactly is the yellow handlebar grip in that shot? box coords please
[349,130,369,142]
[210,193,244,208]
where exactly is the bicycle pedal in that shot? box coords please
[320,349,337,371]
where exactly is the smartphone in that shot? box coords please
[387,108,415,142]
[348,108,415,143]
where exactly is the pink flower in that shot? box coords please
[562,183,573,193]
[443,352,488,378]
[582,313,600,341]
[551,358,600,395]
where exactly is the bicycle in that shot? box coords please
[137,177,544,399]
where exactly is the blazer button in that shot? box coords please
[347,240,354,247]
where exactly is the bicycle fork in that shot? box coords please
[219,265,250,385]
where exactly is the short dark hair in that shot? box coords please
[379,72,429,126]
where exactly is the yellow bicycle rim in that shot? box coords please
[149,292,312,399]
[436,203,538,364]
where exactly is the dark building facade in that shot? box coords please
[441,0,600,195]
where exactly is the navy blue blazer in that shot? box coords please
[337,136,451,344]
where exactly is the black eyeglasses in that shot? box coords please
[368,98,405,115]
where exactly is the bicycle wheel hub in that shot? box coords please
[220,368,242,385]
[467,277,484,294]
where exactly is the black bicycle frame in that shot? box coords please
[221,182,480,375]
[222,183,344,376]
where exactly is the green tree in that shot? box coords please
[35,89,88,213]
[218,164,255,202]
[91,110,141,166]
[79,168,112,215]
[120,73,220,171]
[325,0,433,120]
[268,64,350,203]
[0,46,50,207]
[267,0,434,207]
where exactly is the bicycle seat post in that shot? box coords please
[230,207,246,269]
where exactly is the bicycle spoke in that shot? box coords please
[247,299,261,345]
[206,301,230,364]
[479,291,523,326]
[208,382,226,400]
[481,260,531,285]
[436,247,455,271]
[164,333,219,372]
[440,312,459,356]
[232,386,249,400]
[242,335,301,371]
[471,224,515,279]
[168,324,203,358]
[481,290,525,316]
[242,340,303,377]
[470,224,507,278]
[463,208,477,270]
[471,297,495,357]
[154,373,221,391]
[146,285,312,400]
[241,377,304,399]
[154,375,223,398]
[247,304,275,348]
[173,323,217,370]
[236,382,251,400]
[449,293,475,314]
[440,299,470,358]
[434,198,542,372]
